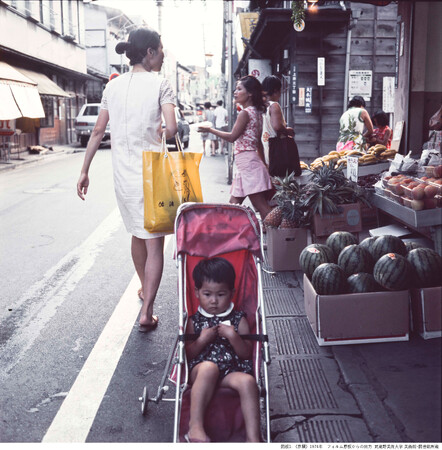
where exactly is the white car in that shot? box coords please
[74,103,110,147]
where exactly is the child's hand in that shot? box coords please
[217,323,236,340]
[199,326,218,345]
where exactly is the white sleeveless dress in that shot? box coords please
[101,71,175,239]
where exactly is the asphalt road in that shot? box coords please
[0,127,232,443]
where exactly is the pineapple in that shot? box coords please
[263,206,283,228]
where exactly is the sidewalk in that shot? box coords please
[198,153,441,444]
[0,143,85,172]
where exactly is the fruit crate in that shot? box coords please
[312,202,362,237]
[266,227,309,271]
[409,286,442,339]
[304,274,409,346]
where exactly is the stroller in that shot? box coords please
[139,203,271,442]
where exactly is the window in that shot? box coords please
[40,96,54,128]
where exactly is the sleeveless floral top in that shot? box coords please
[234,106,263,155]
[188,307,253,379]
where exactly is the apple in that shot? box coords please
[395,184,405,195]
[424,198,437,209]
[420,176,429,181]
[424,185,438,198]
[412,186,425,200]
[434,165,442,178]
[402,178,413,184]
[411,199,425,211]
[434,179,442,185]
[407,181,419,189]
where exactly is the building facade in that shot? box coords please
[0,0,89,153]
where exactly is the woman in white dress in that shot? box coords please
[77,28,177,332]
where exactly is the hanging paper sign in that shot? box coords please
[347,156,359,181]
[291,64,298,103]
[305,87,312,114]
[299,88,305,107]
[317,57,325,86]
[348,70,372,101]
[382,77,395,113]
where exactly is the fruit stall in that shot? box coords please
[372,163,442,255]
[298,232,442,345]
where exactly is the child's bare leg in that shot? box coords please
[248,192,271,220]
[221,372,261,442]
[188,361,219,441]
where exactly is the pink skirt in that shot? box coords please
[230,151,272,198]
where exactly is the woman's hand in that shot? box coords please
[197,125,211,133]
[77,173,89,200]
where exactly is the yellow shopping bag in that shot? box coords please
[143,134,203,233]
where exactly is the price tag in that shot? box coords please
[347,156,359,181]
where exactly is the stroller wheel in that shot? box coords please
[141,386,149,415]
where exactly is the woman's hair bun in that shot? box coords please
[115,41,129,55]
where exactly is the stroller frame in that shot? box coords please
[139,203,271,443]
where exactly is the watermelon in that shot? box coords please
[347,273,382,293]
[326,231,358,259]
[404,241,424,253]
[312,263,347,295]
[406,248,442,288]
[338,244,374,276]
[373,253,412,290]
[359,236,379,258]
[306,243,336,263]
[371,235,407,261]
[299,245,333,278]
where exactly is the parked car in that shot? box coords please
[164,107,190,149]
[74,103,110,147]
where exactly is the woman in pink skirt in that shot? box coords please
[198,75,272,220]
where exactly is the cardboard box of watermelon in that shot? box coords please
[301,232,442,345]
[300,232,412,346]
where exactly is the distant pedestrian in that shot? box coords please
[200,102,216,156]
[77,27,177,333]
[336,96,374,153]
[213,100,228,155]
[198,75,272,221]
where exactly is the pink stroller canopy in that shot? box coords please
[175,203,262,259]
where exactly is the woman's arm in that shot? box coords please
[77,109,109,200]
[162,103,178,140]
[374,128,391,146]
[361,109,374,136]
[269,103,295,137]
[218,317,252,360]
[198,109,249,143]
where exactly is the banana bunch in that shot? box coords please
[300,161,309,171]
[358,153,378,165]
[378,149,397,160]
[367,144,386,156]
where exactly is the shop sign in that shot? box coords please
[248,59,271,83]
[291,64,298,104]
[299,88,305,107]
[317,57,325,86]
[347,156,359,181]
[383,77,395,113]
[348,70,372,101]
[305,87,312,114]
[0,119,15,136]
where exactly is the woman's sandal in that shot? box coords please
[184,433,211,443]
[138,315,159,333]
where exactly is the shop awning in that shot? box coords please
[0,62,45,120]
[16,68,70,97]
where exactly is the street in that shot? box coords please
[0,126,231,443]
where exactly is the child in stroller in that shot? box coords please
[185,257,261,443]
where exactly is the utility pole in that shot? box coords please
[225,0,234,185]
